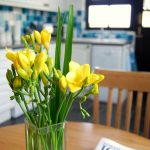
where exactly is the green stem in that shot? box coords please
[60,93,73,122]
[15,95,31,122]
[19,93,36,124]
[55,95,66,123]
[34,90,42,127]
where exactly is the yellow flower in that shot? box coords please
[41,29,51,51]
[42,63,49,76]
[90,84,99,94]
[6,49,16,62]
[40,72,48,86]
[25,50,36,66]
[47,57,53,73]
[59,75,67,93]
[14,60,29,80]
[86,73,104,86]
[43,42,49,51]
[13,76,22,89]
[17,52,30,70]
[34,52,47,75]
[69,61,80,72]
[66,61,90,93]
[41,29,51,44]
[34,30,41,44]
[32,70,38,80]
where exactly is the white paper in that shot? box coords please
[95,138,135,150]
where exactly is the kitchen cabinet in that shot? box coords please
[0,51,13,123]
[91,44,131,71]
[0,0,64,12]
[91,44,131,103]
[71,43,91,65]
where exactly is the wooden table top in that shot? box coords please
[0,122,149,150]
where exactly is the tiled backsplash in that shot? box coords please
[0,5,135,47]
[0,6,57,46]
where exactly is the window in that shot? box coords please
[88,4,131,28]
[142,0,150,28]
[86,0,132,29]
[88,5,109,28]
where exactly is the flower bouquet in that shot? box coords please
[5,5,104,150]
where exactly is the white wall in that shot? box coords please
[63,0,85,11]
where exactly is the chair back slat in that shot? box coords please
[115,89,123,128]
[95,69,150,92]
[125,90,133,131]
[143,93,150,138]
[134,92,143,134]
[106,88,113,126]
[93,69,150,138]
[93,94,99,124]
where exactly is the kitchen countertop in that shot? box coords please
[0,38,129,49]
[73,38,129,46]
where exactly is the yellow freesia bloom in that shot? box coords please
[13,76,22,89]
[41,29,51,51]
[34,30,41,44]
[17,52,30,70]
[86,73,105,87]
[25,49,36,66]
[34,52,47,75]
[43,42,49,51]
[41,29,51,44]
[14,60,29,80]
[69,61,80,72]
[6,49,16,62]
[91,84,99,94]
[66,61,90,93]
[59,75,67,93]
[42,63,49,76]
[6,48,36,80]
[40,72,48,86]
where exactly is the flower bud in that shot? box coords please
[43,41,49,51]
[14,61,29,80]
[6,69,13,84]
[34,30,41,44]
[90,84,99,94]
[47,57,53,74]
[13,76,22,89]
[32,70,38,80]
[24,35,31,42]
[42,63,49,76]
[41,29,51,44]
[59,75,67,93]
[17,52,30,70]
[57,70,63,78]
[35,44,41,53]
[25,50,36,66]
[53,68,60,79]
[34,52,47,75]
[40,72,48,87]
[30,33,35,44]
[6,49,16,62]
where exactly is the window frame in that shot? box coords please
[86,0,134,30]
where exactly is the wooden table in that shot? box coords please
[0,122,150,150]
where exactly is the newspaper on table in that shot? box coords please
[95,138,135,150]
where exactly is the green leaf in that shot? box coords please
[63,5,74,75]
[55,7,63,70]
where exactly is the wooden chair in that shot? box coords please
[93,68,150,138]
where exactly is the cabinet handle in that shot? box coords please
[43,3,49,7]
[104,51,112,55]
[86,45,90,48]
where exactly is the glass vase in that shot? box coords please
[25,119,66,150]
